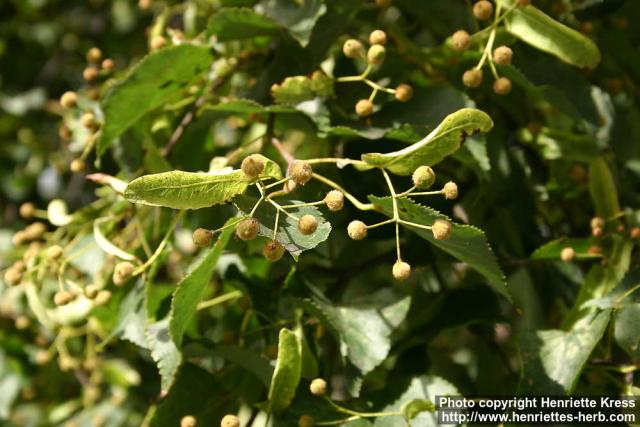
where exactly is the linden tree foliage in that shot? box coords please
[2,0,640,426]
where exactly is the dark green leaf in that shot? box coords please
[589,157,621,220]
[531,237,602,260]
[207,7,281,41]
[258,0,327,46]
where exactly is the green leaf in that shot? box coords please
[496,0,600,69]
[207,7,281,41]
[267,328,302,413]
[125,170,250,210]
[234,195,332,258]
[589,157,620,220]
[374,376,458,427]
[531,237,602,260]
[184,343,274,388]
[401,399,436,420]
[361,108,493,175]
[258,0,327,47]
[98,45,213,155]
[370,196,510,300]
[614,304,640,361]
[309,288,411,375]
[201,99,298,114]
[518,309,611,394]
[147,225,234,392]
[98,280,148,350]
[169,223,235,347]
[271,76,315,105]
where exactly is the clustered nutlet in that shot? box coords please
[192,228,213,247]
[347,220,367,240]
[463,69,483,88]
[355,99,374,117]
[342,39,365,58]
[324,190,344,212]
[83,66,99,83]
[452,30,471,51]
[4,264,23,287]
[46,245,64,261]
[369,29,387,45]
[150,35,167,50]
[220,414,240,427]
[309,377,327,396]
[236,218,260,241]
[19,202,35,219]
[180,415,197,427]
[630,227,640,239]
[367,44,386,64]
[493,77,512,95]
[473,0,494,20]
[443,181,458,200]
[412,166,436,189]
[298,415,315,427]
[241,154,265,179]
[81,112,99,132]
[590,216,605,230]
[298,215,318,235]
[432,219,452,241]
[394,84,413,102]
[86,47,102,64]
[101,58,114,72]
[560,247,575,262]
[113,261,135,286]
[60,91,78,109]
[392,261,411,281]
[70,159,86,173]
[263,240,285,262]
[95,289,112,306]
[290,161,313,186]
[85,284,100,299]
[493,46,513,65]
[54,290,75,306]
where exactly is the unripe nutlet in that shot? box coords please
[19,202,36,219]
[432,219,452,240]
[83,66,99,82]
[473,0,494,20]
[298,215,318,235]
[60,91,78,109]
[95,290,112,306]
[392,261,411,281]
[290,161,313,186]
[220,414,240,427]
[310,378,327,396]
[298,415,315,427]
[630,227,640,239]
[241,154,265,179]
[324,190,344,212]
[369,30,387,45]
[263,240,285,262]
[181,415,197,427]
[493,77,512,95]
[24,222,46,240]
[236,218,260,241]
[367,44,386,64]
[85,284,100,299]
[342,39,364,59]
[54,290,73,306]
[592,227,603,237]
[394,84,413,102]
[86,47,102,64]
[590,217,605,229]
[70,159,86,173]
[150,35,167,50]
[493,46,513,65]
[192,228,213,247]
[560,247,575,262]
[46,245,64,261]
[3,268,22,287]
[412,166,435,189]
[452,30,471,51]
[113,261,135,286]
[443,181,458,200]
[355,99,373,117]
[81,112,98,131]
[462,68,483,88]
[15,315,30,330]
[347,220,367,240]
[101,58,114,72]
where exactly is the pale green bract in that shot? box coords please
[361,108,493,175]
[497,0,601,69]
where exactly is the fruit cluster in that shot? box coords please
[339,30,413,117]
[450,0,531,95]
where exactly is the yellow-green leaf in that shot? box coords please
[361,108,493,175]
[589,157,620,220]
[497,0,600,69]
[267,328,302,413]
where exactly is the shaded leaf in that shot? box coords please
[267,328,302,413]
[518,309,611,394]
[370,196,509,300]
[614,304,640,361]
[309,288,411,375]
[361,108,493,175]
[207,7,281,41]
[202,99,298,114]
[258,0,327,46]
[589,157,621,220]
[497,0,601,69]
[531,237,602,260]
[98,45,213,155]
[234,195,331,258]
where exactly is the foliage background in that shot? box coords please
[1,0,640,426]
